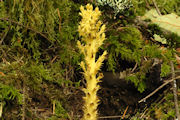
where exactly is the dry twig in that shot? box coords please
[139,76,180,103]
[152,0,162,16]
[22,81,26,120]
[57,8,61,34]
[122,106,129,119]
[53,101,55,115]
[99,115,122,119]
[0,24,11,45]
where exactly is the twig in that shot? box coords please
[152,0,162,16]
[131,63,138,72]
[53,100,55,115]
[99,115,122,119]
[0,24,11,45]
[57,8,61,34]
[22,81,26,120]
[0,17,52,43]
[144,0,151,9]
[50,56,57,64]
[170,61,180,119]
[140,106,148,119]
[122,106,129,119]
[138,76,180,103]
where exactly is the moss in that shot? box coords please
[0,0,83,119]
[119,27,143,49]
[165,33,180,48]
[104,25,175,92]
[48,100,69,119]
[130,0,147,16]
[148,24,164,35]
[148,0,180,15]
[0,0,179,118]
[106,26,143,70]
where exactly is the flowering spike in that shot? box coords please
[77,4,107,120]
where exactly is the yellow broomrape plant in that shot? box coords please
[77,4,107,120]
[0,102,2,118]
